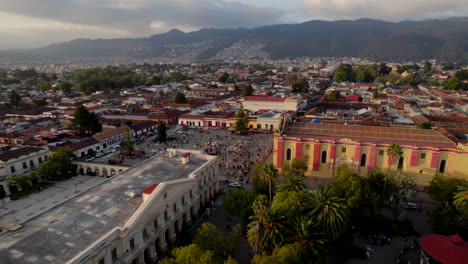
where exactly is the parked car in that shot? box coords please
[405,202,417,209]
[85,157,95,162]
[229,182,242,188]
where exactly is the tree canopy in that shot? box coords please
[71,106,102,135]
[174,92,188,104]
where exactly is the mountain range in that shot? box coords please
[2,17,468,63]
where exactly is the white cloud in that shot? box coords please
[301,0,468,20]
[0,0,284,48]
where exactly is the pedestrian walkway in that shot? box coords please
[0,175,107,223]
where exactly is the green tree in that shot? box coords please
[386,143,403,174]
[454,186,468,214]
[223,189,257,222]
[251,244,303,264]
[287,216,328,263]
[37,149,76,180]
[281,157,308,176]
[271,191,306,220]
[248,206,285,254]
[423,61,432,73]
[235,107,249,133]
[455,69,468,80]
[388,72,401,84]
[71,105,102,134]
[7,175,32,193]
[124,128,134,155]
[241,84,254,96]
[161,244,219,264]
[193,223,242,259]
[331,165,367,212]
[36,82,51,91]
[174,92,188,104]
[426,175,468,204]
[156,120,167,142]
[277,173,307,193]
[333,64,354,83]
[373,88,379,99]
[57,81,73,93]
[285,74,298,87]
[219,72,230,83]
[260,163,279,203]
[388,172,416,220]
[328,90,341,101]
[291,78,309,93]
[430,204,459,235]
[354,64,378,83]
[307,185,348,239]
[379,63,392,76]
[8,90,21,106]
[401,73,415,84]
[444,77,463,90]
[417,122,432,129]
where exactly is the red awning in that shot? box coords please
[421,234,468,264]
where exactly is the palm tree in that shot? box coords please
[386,143,403,174]
[247,207,285,254]
[384,143,403,195]
[307,185,349,239]
[287,216,328,263]
[278,173,307,192]
[454,185,468,215]
[260,163,279,203]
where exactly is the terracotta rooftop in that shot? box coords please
[245,96,286,102]
[283,122,456,146]
[93,125,129,142]
[0,147,46,162]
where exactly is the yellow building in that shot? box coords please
[274,122,468,186]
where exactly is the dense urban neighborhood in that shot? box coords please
[0,57,467,264]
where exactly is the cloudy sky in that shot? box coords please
[0,0,467,49]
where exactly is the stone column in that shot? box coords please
[328,142,336,173]
[158,234,167,252]
[148,243,157,263]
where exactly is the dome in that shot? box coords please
[311,119,321,123]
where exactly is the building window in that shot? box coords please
[23,162,27,169]
[10,166,15,173]
[154,219,159,230]
[286,148,292,161]
[98,257,105,264]
[182,196,185,205]
[360,154,367,167]
[129,238,135,251]
[173,203,177,213]
[305,144,310,150]
[439,160,446,174]
[420,153,426,159]
[304,155,310,162]
[30,160,34,167]
[143,228,149,240]
[398,157,404,170]
[378,150,384,156]
[321,151,327,164]
[190,190,193,199]
[111,248,118,262]
[44,155,48,160]
[341,147,346,153]
[164,211,168,221]
[38,157,42,163]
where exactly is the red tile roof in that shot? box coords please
[142,184,159,195]
[245,96,286,102]
[0,147,46,161]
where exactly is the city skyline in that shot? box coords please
[0,0,467,50]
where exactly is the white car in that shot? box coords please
[229,182,242,188]
[85,157,95,162]
[405,202,417,209]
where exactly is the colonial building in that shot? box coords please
[274,122,468,185]
[0,149,219,264]
[242,96,300,112]
[0,147,50,197]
